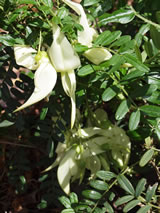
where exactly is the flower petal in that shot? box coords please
[48,24,81,72]
[84,47,112,65]
[14,45,38,70]
[61,70,76,128]
[14,58,57,112]
[62,0,97,47]
[57,149,77,194]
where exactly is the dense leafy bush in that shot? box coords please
[0,0,160,212]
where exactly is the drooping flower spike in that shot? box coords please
[62,0,112,65]
[14,47,57,112]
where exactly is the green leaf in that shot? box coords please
[90,180,109,191]
[150,25,160,49]
[82,190,102,200]
[122,70,146,81]
[99,31,122,46]
[42,0,53,7]
[74,204,91,212]
[115,99,131,120]
[139,149,154,167]
[96,171,116,181]
[135,44,142,61]
[0,0,5,10]
[37,199,47,209]
[145,183,158,202]
[135,24,150,46]
[40,107,48,120]
[117,175,135,195]
[123,200,140,212]
[0,120,14,127]
[104,201,114,213]
[108,55,125,74]
[78,64,95,76]
[69,192,78,204]
[0,35,16,46]
[129,110,140,131]
[140,105,160,117]
[123,54,149,73]
[74,44,88,53]
[99,9,135,26]
[144,40,153,58]
[18,0,37,4]
[135,178,147,197]
[136,205,151,213]
[94,30,111,46]
[84,0,100,6]
[59,196,71,209]
[61,209,75,213]
[102,86,119,102]
[115,195,134,207]
[111,35,131,47]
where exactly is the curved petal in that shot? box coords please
[61,70,76,128]
[57,149,77,194]
[14,45,38,70]
[14,59,57,112]
[62,0,97,47]
[84,47,112,65]
[48,24,80,72]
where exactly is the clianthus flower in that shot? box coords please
[14,24,80,128]
[14,47,57,112]
[48,24,81,128]
[44,109,131,194]
[62,0,112,65]
[44,125,131,194]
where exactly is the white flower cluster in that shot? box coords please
[44,109,131,194]
[14,0,112,128]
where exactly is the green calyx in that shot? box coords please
[35,51,48,64]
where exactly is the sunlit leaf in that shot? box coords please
[129,110,140,131]
[135,178,146,197]
[115,195,134,206]
[117,175,135,195]
[123,200,140,212]
[99,9,135,26]
[139,149,154,167]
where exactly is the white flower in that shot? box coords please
[14,46,38,70]
[14,24,81,128]
[48,24,81,128]
[62,0,112,65]
[48,23,80,71]
[62,0,96,47]
[14,47,57,112]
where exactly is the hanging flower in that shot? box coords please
[14,24,80,129]
[44,109,131,194]
[62,0,112,65]
[14,46,57,112]
[48,23,81,128]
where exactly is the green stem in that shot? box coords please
[152,147,160,152]
[109,73,137,108]
[130,6,160,30]
[38,31,42,52]
[149,203,160,210]
[90,167,130,213]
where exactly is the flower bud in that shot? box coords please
[84,47,112,65]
